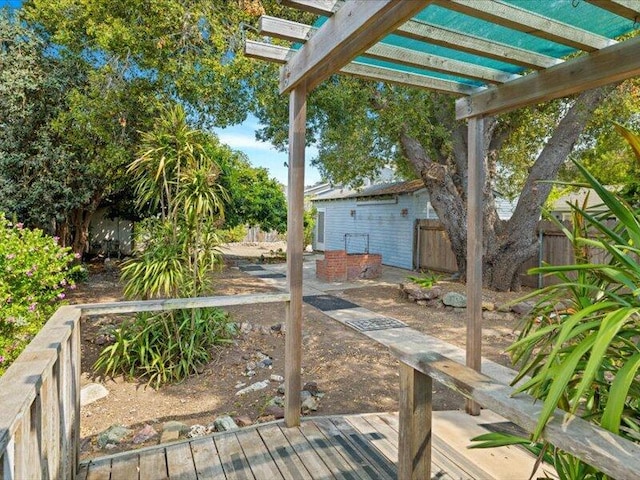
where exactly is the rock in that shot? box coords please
[425,299,443,309]
[132,424,157,444]
[442,292,467,308]
[236,380,270,396]
[235,382,247,389]
[264,405,285,419]
[80,383,109,407]
[160,421,188,443]
[97,425,132,449]
[270,323,283,332]
[246,361,258,371]
[301,396,319,413]
[482,301,496,311]
[259,358,273,368]
[416,300,428,306]
[214,415,239,432]
[277,384,286,395]
[302,381,319,396]
[300,390,312,401]
[403,285,425,300]
[403,285,443,301]
[245,370,256,377]
[512,301,534,316]
[270,374,284,382]
[239,322,252,334]
[268,396,285,407]
[259,326,271,335]
[235,415,253,427]
[188,425,208,438]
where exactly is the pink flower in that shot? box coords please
[6,254,15,260]
[57,292,66,300]
[70,284,77,290]
[26,269,34,277]
[60,279,67,286]
[15,223,24,230]
[0,356,5,364]
[74,253,81,259]
[28,303,37,312]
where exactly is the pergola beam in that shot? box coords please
[586,0,640,21]
[436,0,615,52]
[246,40,478,96]
[260,16,519,84]
[456,35,640,119]
[275,3,560,71]
[279,0,432,93]
[396,20,561,70]
[278,0,340,15]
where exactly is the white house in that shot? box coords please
[310,179,516,270]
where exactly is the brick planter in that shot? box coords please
[316,250,382,282]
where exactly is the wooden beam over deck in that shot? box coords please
[278,0,431,93]
[77,293,291,315]
[246,40,477,96]
[260,16,520,84]
[456,35,640,119]
[437,0,615,52]
[279,0,340,16]
[586,0,640,21]
[465,116,484,415]
[284,87,306,427]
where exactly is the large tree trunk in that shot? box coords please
[70,192,102,258]
[401,86,613,291]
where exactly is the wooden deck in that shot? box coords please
[78,410,550,480]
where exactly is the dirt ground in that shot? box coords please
[70,243,526,458]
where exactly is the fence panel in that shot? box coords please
[416,219,612,288]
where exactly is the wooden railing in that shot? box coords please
[392,347,640,480]
[0,293,289,480]
[0,306,82,480]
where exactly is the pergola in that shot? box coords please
[245,0,640,432]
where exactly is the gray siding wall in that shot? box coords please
[314,191,431,270]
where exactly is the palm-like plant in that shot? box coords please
[473,125,640,479]
[96,104,234,386]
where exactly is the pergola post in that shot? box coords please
[465,116,484,416]
[284,87,306,427]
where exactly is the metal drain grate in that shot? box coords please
[344,316,408,332]
[239,265,265,272]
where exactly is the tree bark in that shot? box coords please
[70,192,102,258]
[401,86,614,291]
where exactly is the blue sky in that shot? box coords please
[1,0,322,186]
[213,114,321,186]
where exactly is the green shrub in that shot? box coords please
[217,225,247,243]
[407,271,442,288]
[472,125,640,479]
[94,308,236,388]
[0,214,79,375]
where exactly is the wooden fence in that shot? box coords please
[415,220,608,288]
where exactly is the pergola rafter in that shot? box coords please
[245,2,640,477]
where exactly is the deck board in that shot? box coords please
[256,425,314,480]
[190,437,225,479]
[138,448,168,480]
[79,411,552,480]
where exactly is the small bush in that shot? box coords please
[0,214,79,375]
[217,225,247,243]
[407,271,442,289]
[94,308,236,388]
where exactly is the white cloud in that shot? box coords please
[216,131,276,152]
